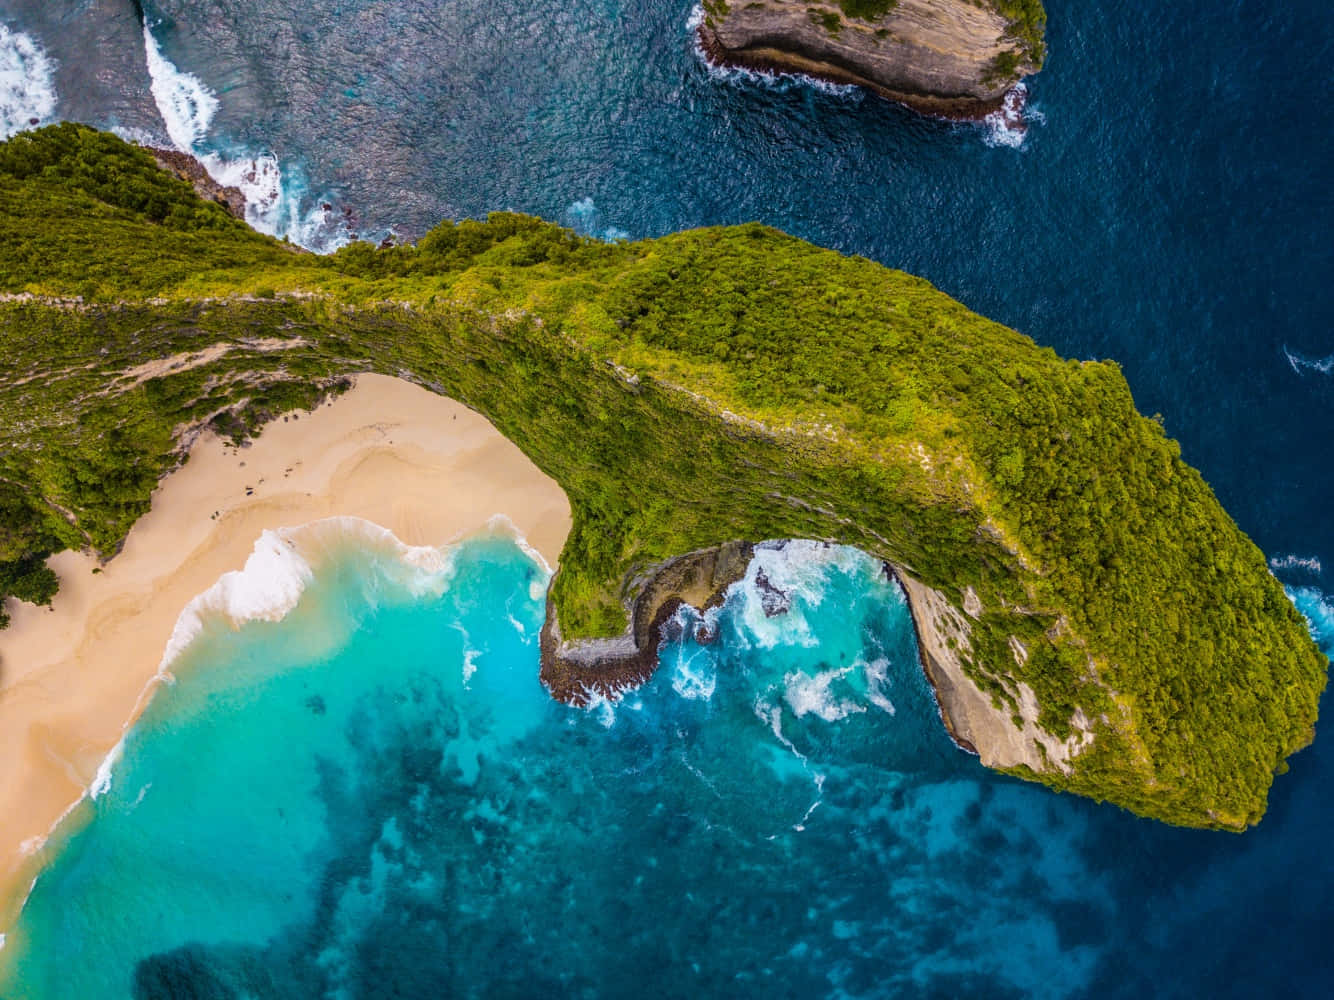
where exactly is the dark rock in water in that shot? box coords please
[305,694,327,716]
[540,541,754,705]
[659,613,686,644]
[145,147,247,221]
[694,620,719,645]
[754,567,790,617]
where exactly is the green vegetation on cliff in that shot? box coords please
[0,126,1324,829]
[831,0,1044,72]
[992,0,1046,67]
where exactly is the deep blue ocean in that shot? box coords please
[0,0,1331,996]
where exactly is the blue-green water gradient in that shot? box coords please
[3,534,1332,997]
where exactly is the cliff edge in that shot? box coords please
[697,0,1045,116]
[1,126,1325,832]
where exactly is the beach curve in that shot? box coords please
[0,373,572,933]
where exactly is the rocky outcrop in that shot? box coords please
[539,535,1092,779]
[147,148,247,220]
[892,569,1093,773]
[539,541,754,704]
[697,0,1040,117]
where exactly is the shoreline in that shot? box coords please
[695,23,1011,122]
[0,373,572,933]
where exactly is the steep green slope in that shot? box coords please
[0,125,1324,829]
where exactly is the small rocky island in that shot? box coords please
[697,0,1046,117]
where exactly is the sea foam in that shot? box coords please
[92,517,543,800]
[726,540,868,650]
[0,25,56,140]
[1270,554,1323,576]
[1283,346,1334,377]
[1288,586,1334,649]
[686,5,861,102]
[141,21,217,151]
[982,84,1042,150]
[783,665,866,722]
[140,20,343,249]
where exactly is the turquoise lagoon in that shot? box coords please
[2,520,1332,998]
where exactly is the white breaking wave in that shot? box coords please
[1270,554,1323,576]
[783,665,866,722]
[141,20,344,249]
[686,5,861,102]
[1288,586,1334,649]
[141,21,218,150]
[1283,346,1334,377]
[726,540,868,650]
[582,689,619,728]
[89,739,125,800]
[982,83,1043,150]
[565,197,631,243]
[0,25,57,140]
[669,638,717,701]
[92,517,487,800]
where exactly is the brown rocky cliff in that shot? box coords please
[539,542,755,704]
[147,147,247,220]
[698,0,1038,117]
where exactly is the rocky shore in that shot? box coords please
[696,0,1040,119]
[539,542,754,704]
[147,148,247,220]
[538,538,1088,781]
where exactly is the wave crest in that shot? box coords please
[0,25,57,140]
[141,20,344,249]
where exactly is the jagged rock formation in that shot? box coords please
[540,542,754,704]
[697,0,1043,117]
[148,148,247,220]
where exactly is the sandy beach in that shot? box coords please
[0,373,572,933]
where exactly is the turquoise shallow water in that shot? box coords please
[3,528,1331,998]
[0,0,1332,991]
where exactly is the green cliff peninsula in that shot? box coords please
[0,126,1325,830]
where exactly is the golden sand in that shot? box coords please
[0,374,571,931]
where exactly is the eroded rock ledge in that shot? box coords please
[697,0,1040,118]
[148,148,247,220]
[539,542,754,704]
[539,540,1089,780]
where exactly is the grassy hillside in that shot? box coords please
[0,125,1324,829]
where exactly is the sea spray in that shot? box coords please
[140,21,217,151]
[686,4,863,103]
[1283,346,1334,377]
[980,83,1046,149]
[0,25,56,140]
[140,18,343,248]
[1288,586,1334,647]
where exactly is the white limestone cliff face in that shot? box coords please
[698,0,1036,115]
[894,570,1093,773]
